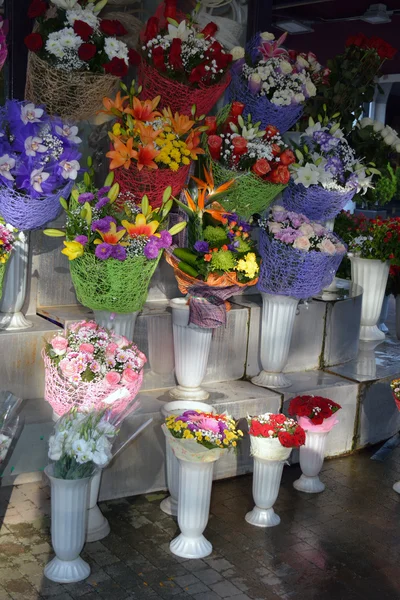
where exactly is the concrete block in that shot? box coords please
[357,377,400,448]
[323,285,362,367]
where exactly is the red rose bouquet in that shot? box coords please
[248,413,305,461]
[288,395,341,431]
[137,1,232,116]
[204,103,293,219]
[390,378,400,412]
[24,0,134,120]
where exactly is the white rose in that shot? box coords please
[299,223,314,237]
[373,121,384,132]
[293,236,311,252]
[294,93,305,104]
[296,56,309,69]
[231,46,245,61]
[360,117,373,128]
[319,238,337,255]
[381,126,391,137]
[272,205,285,212]
[260,32,275,41]
[268,222,283,234]
[384,134,395,145]
[279,60,292,75]
[305,79,316,98]
[395,143,400,153]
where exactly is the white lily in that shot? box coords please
[294,163,320,188]
[166,20,190,42]
[50,0,79,8]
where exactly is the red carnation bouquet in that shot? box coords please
[288,395,341,432]
[248,413,305,461]
[205,102,294,218]
[137,0,231,116]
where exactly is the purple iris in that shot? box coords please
[144,241,160,259]
[111,245,126,261]
[95,243,113,260]
[194,240,210,253]
[75,235,88,245]
[92,216,116,232]
[78,192,94,204]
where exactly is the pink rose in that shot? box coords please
[137,351,147,365]
[122,368,139,385]
[106,371,121,385]
[79,343,94,354]
[299,223,315,237]
[318,238,337,255]
[336,243,346,254]
[106,342,118,356]
[59,358,79,379]
[293,235,311,252]
[84,321,98,330]
[51,336,68,356]
[115,335,130,348]
[312,223,326,236]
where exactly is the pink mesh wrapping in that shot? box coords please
[43,351,144,417]
[0,182,72,230]
[283,181,356,222]
[0,22,7,71]
[113,162,190,208]
[138,61,231,117]
[257,228,345,299]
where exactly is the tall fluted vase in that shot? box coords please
[93,311,139,341]
[293,431,329,493]
[0,234,33,330]
[86,470,110,542]
[378,294,390,333]
[44,466,92,583]
[160,401,216,516]
[350,256,389,341]
[252,293,299,389]
[169,298,212,400]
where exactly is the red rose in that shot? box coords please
[271,143,282,157]
[201,22,218,39]
[28,0,47,19]
[78,43,97,62]
[103,57,128,77]
[207,135,222,161]
[215,51,232,70]
[100,19,127,37]
[264,125,279,139]
[73,20,93,42]
[232,136,247,156]
[128,48,141,66]
[292,426,306,447]
[252,158,271,177]
[206,40,223,58]
[24,32,43,52]
[231,102,245,117]
[169,38,183,70]
[164,0,177,20]
[267,165,290,184]
[279,149,296,166]
[152,46,166,72]
[205,116,217,135]
[368,36,396,60]
[346,33,368,48]
[189,63,207,84]
[144,16,159,42]
[278,430,294,448]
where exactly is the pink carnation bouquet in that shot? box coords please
[42,320,146,417]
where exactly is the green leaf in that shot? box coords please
[163,186,172,204]
[174,198,194,217]
[104,172,114,187]
[59,197,68,211]
[169,221,187,236]
[191,105,196,117]
[141,195,149,216]
[43,229,65,237]
[167,17,179,26]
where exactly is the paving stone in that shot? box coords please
[194,570,223,586]
[209,581,242,597]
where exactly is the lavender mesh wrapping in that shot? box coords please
[282,181,356,222]
[246,33,263,62]
[228,71,303,133]
[257,228,345,299]
[0,182,72,230]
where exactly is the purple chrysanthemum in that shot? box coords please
[95,243,113,260]
[194,240,210,253]
[78,192,94,205]
[111,245,127,261]
[95,196,109,210]
[159,230,173,249]
[92,216,116,232]
[75,235,88,245]
[97,186,111,197]
[144,242,160,260]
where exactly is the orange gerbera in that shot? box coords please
[162,107,195,135]
[136,143,159,171]
[136,122,160,145]
[125,96,161,121]
[94,222,127,245]
[121,214,159,237]
[100,91,129,115]
[106,137,137,170]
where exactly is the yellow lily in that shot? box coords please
[61,241,84,261]
[121,213,159,237]
[94,222,127,245]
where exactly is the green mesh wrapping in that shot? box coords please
[212,160,286,219]
[69,253,161,313]
[0,262,5,300]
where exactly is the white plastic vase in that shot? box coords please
[44,466,92,583]
[170,456,218,559]
[169,298,212,400]
[147,315,175,376]
[160,400,216,516]
[252,293,299,389]
[0,234,32,330]
[354,340,383,379]
[293,431,329,493]
[93,310,139,341]
[246,437,291,527]
[378,295,390,333]
[393,481,400,494]
[86,470,110,542]
[350,256,389,341]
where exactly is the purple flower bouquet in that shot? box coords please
[283,181,356,222]
[257,207,346,299]
[0,100,82,230]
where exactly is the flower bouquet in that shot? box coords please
[246,413,305,527]
[283,119,371,222]
[163,409,242,557]
[391,378,400,412]
[0,100,81,230]
[289,395,341,493]
[45,166,185,337]
[137,1,232,116]
[0,219,19,300]
[24,0,136,120]
[42,320,146,417]
[204,103,294,219]
[0,391,22,466]
[228,32,320,133]
[102,83,205,208]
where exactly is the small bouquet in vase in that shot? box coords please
[391,378,400,412]
[248,413,305,461]
[288,395,341,432]
[204,103,294,218]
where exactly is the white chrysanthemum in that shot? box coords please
[46,37,65,59]
[104,37,129,64]
[65,6,99,29]
[58,27,82,50]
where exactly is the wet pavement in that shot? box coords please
[1,442,400,600]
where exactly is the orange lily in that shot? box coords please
[162,107,195,135]
[100,91,129,115]
[136,122,160,145]
[125,96,161,121]
[94,222,127,245]
[106,137,137,170]
[186,129,205,160]
[121,214,159,237]
[136,143,159,171]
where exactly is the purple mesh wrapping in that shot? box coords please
[188,284,242,328]
[0,182,72,231]
[228,71,303,133]
[257,228,345,299]
[246,33,263,62]
[282,181,356,222]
